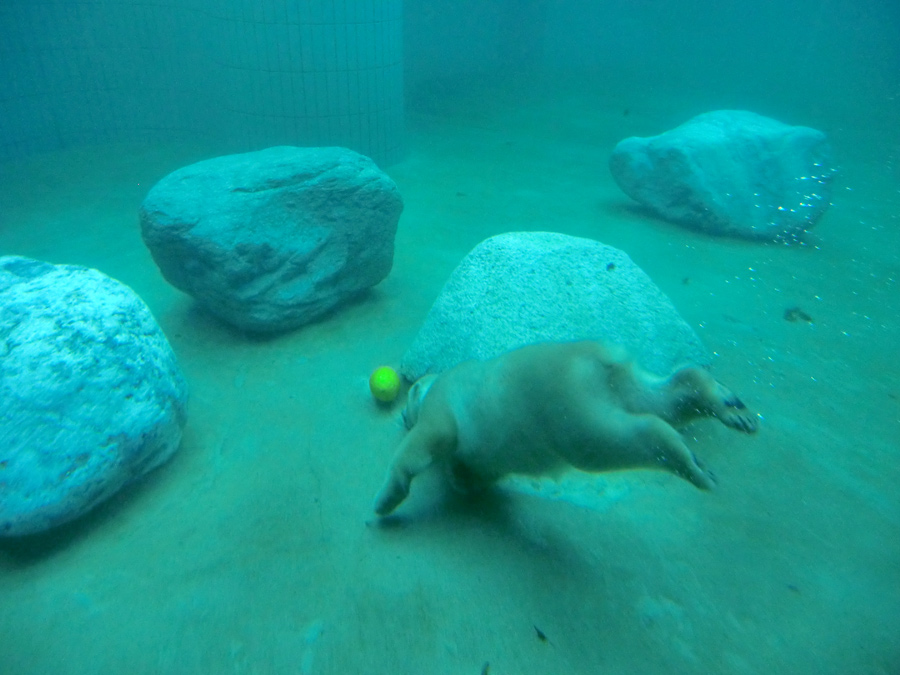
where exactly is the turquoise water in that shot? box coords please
[1,2,898,673]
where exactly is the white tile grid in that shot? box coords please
[229,15,249,71]
[377,14,387,68]
[299,22,315,75]
[1,0,404,163]
[237,0,253,38]
[336,33,351,112]
[286,0,303,27]
[311,20,325,75]
[224,14,243,70]
[308,1,324,26]
[331,2,345,25]
[358,0,372,24]
[360,64,372,139]
[262,0,278,26]
[252,21,267,79]
[281,8,297,125]
[273,22,288,74]
[291,71,308,123]
[346,20,360,74]
[279,72,294,129]
[314,69,329,119]
[347,54,361,112]
[248,0,263,27]
[328,23,347,72]
[302,70,319,123]
[326,69,340,118]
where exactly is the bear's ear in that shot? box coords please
[402,374,438,429]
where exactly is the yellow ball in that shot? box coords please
[369,366,401,403]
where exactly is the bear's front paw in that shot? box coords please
[373,480,409,516]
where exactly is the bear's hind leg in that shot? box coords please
[564,411,717,490]
[634,415,718,490]
[667,367,758,433]
[708,380,758,433]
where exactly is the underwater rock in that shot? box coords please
[0,256,188,537]
[400,232,708,380]
[140,146,403,333]
[609,110,834,241]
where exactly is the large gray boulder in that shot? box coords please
[400,232,708,381]
[609,110,834,241]
[0,256,188,537]
[140,146,403,332]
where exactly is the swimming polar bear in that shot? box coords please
[374,340,758,516]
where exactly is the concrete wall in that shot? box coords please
[0,0,404,165]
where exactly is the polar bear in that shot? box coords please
[374,340,757,516]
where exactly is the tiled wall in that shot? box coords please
[0,0,404,166]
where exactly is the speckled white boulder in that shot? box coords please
[0,256,188,537]
[400,232,708,381]
[609,110,834,241]
[139,146,403,333]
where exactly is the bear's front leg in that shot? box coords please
[373,424,455,516]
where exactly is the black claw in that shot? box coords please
[725,396,747,410]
